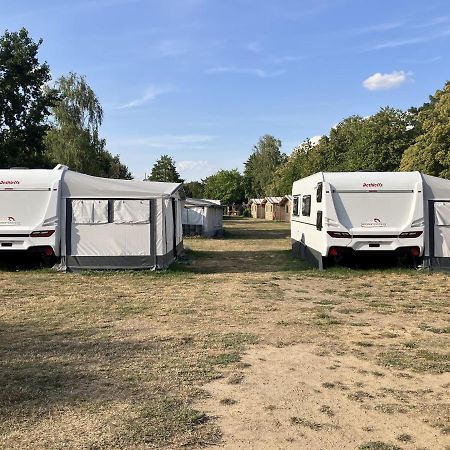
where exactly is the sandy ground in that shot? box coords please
[199,345,450,449]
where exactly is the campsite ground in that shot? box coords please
[0,219,449,449]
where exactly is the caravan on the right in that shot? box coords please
[291,171,450,270]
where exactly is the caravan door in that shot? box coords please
[430,201,450,258]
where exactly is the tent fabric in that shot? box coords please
[58,169,184,271]
[113,200,150,224]
[183,198,223,237]
[434,202,450,226]
[61,170,182,199]
[72,200,108,224]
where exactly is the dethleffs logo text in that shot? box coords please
[363,182,383,188]
[0,180,20,185]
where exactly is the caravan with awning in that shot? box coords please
[0,166,184,270]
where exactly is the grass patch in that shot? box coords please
[358,442,402,450]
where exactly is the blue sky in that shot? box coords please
[2,0,450,180]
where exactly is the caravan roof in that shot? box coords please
[293,171,422,191]
[61,171,183,199]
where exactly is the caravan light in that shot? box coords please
[327,231,351,238]
[30,230,55,238]
[329,247,339,257]
[411,247,420,257]
[399,231,423,239]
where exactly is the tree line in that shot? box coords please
[176,81,450,205]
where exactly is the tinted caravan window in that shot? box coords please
[316,182,323,203]
[293,196,299,216]
[302,195,311,216]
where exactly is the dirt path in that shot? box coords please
[198,344,449,449]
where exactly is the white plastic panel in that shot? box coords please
[113,199,150,224]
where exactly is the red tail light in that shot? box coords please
[329,247,339,257]
[327,231,351,238]
[399,231,423,238]
[44,247,54,256]
[30,230,55,238]
[411,247,420,257]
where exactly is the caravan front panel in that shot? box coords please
[291,172,425,268]
[0,168,64,258]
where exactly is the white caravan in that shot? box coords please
[0,166,65,260]
[291,172,424,268]
[0,166,184,270]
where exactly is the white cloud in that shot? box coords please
[110,134,215,150]
[362,70,410,91]
[206,66,285,78]
[176,159,216,181]
[309,135,322,146]
[246,41,261,53]
[272,55,304,64]
[118,84,175,109]
[156,39,190,57]
[364,28,450,51]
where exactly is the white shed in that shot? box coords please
[182,198,223,237]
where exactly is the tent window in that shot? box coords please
[72,200,108,224]
[113,200,150,224]
[302,195,311,217]
[293,196,299,216]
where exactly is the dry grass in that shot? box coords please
[0,218,449,449]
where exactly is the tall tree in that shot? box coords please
[148,155,183,182]
[0,28,56,168]
[203,169,244,205]
[244,134,286,198]
[45,73,103,173]
[44,72,131,178]
[400,82,450,178]
[184,180,204,198]
[267,140,313,195]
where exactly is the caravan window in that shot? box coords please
[316,182,323,203]
[302,195,311,216]
[113,200,150,224]
[72,200,108,224]
[293,196,299,216]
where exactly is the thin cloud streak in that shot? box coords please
[206,66,285,78]
[362,28,450,51]
[118,85,175,109]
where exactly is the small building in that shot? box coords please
[263,197,284,221]
[182,198,223,237]
[279,195,293,222]
[249,198,265,218]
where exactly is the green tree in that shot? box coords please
[148,155,183,182]
[96,150,133,179]
[203,169,244,205]
[44,72,131,178]
[184,180,204,198]
[244,134,286,197]
[400,82,450,178]
[267,140,313,195]
[45,73,103,173]
[0,28,56,168]
[342,108,418,172]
